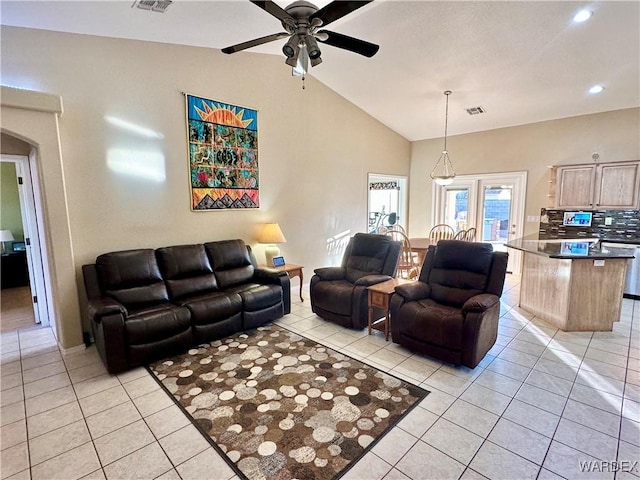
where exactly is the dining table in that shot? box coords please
[408,237,437,267]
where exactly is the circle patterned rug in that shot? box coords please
[148,324,429,480]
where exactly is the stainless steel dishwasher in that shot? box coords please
[602,242,640,299]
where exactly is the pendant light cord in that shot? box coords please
[443,90,451,152]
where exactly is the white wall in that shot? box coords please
[409,108,640,237]
[1,26,411,348]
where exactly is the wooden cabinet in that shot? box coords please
[595,162,640,208]
[555,160,640,209]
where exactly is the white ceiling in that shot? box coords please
[2,0,639,141]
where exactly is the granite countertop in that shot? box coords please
[506,236,636,259]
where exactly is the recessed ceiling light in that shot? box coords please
[573,9,593,23]
[589,84,605,94]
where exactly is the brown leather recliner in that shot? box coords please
[390,240,508,368]
[310,233,401,329]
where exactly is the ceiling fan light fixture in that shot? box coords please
[282,34,300,58]
[430,90,456,185]
[310,55,323,67]
[304,35,322,60]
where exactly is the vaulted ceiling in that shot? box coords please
[2,1,638,141]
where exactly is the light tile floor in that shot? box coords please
[1,275,639,480]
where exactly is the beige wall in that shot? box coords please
[409,108,640,237]
[0,162,24,241]
[1,133,31,155]
[1,27,411,348]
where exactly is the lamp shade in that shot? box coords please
[258,223,287,244]
[0,230,14,242]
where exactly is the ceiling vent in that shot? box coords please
[465,106,486,115]
[132,0,172,13]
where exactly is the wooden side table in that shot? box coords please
[367,278,414,340]
[261,264,304,302]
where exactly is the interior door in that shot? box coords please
[2,155,51,327]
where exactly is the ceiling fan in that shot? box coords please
[222,1,379,75]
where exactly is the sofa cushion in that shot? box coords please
[179,291,243,326]
[125,303,191,345]
[399,298,464,350]
[226,283,282,312]
[428,240,494,307]
[345,234,391,283]
[205,240,255,289]
[96,249,169,309]
[156,244,218,299]
[309,279,354,316]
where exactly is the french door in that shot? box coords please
[432,172,527,275]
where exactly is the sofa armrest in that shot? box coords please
[253,267,288,284]
[87,297,127,324]
[462,293,499,313]
[354,274,392,286]
[253,268,291,315]
[394,282,431,302]
[313,267,346,281]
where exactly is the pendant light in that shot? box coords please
[430,90,456,186]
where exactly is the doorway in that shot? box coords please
[367,174,408,233]
[433,171,527,274]
[1,154,51,330]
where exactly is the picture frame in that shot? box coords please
[272,256,285,267]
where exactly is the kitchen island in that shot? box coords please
[506,237,634,331]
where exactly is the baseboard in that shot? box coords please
[59,342,86,356]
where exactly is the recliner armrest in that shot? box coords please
[253,267,288,284]
[462,293,499,313]
[88,298,127,324]
[354,274,392,286]
[314,267,346,281]
[394,282,431,301]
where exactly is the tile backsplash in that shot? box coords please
[539,208,640,241]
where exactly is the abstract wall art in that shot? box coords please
[185,94,259,210]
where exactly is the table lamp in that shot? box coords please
[0,230,14,254]
[258,223,287,266]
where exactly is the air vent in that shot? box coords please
[132,0,172,12]
[465,106,486,115]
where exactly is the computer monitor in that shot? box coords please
[12,241,26,251]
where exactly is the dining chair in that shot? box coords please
[386,224,407,235]
[454,230,467,240]
[464,227,477,242]
[428,224,455,241]
[386,230,420,280]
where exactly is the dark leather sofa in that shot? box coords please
[82,239,290,373]
[390,240,508,368]
[310,233,402,329]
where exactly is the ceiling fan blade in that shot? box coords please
[316,30,379,57]
[310,1,372,27]
[250,0,295,28]
[222,32,290,54]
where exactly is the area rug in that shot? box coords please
[148,324,429,480]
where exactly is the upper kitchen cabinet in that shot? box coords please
[555,160,640,209]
